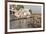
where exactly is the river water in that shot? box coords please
[10,14,41,29]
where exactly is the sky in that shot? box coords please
[24,5,41,13]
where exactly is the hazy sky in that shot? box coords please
[24,5,41,13]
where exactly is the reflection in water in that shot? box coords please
[10,14,41,29]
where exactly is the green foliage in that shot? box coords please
[16,5,24,10]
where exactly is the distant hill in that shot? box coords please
[32,13,41,15]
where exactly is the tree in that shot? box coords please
[29,9,32,14]
[16,5,24,11]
